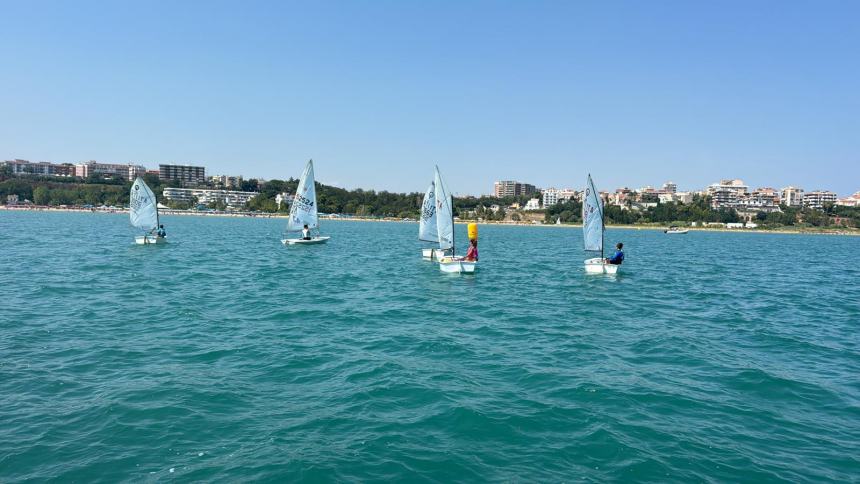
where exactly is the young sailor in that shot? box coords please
[156,224,166,238]
[606,242,624,265]
[302,224,311,240]
[464,239,478,261]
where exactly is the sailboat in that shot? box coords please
[281,159,330,245]
[434,166,476,274]
[582,174,618,274]
[130,177,166,245]
[419,177,451,260]
[556,217,562,225]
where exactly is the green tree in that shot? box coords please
[33,186,50,205]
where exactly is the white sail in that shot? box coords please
[288,159,319,232]
[418,180,438,242]
[129,177,159,232]
[434,167,454,251]
[582,174,603,253]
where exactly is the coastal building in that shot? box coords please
[159,164,206,187]
[707,179,748,209]
[275,192,293,209]
[493,180,536,198]
[74,161,146,180]
[523,198,541,211]
[611,187,634,206]
[802,190,837,209]
[662,181,677,193]
[163,187,258,208]
[780,186,804,207]
[658,191,693,204]
[636,186,659,203]
[541,188,577,206]
[4,159,78,177]
[210,175,243,189]
[836,192,860,207]
[736,187,780,213]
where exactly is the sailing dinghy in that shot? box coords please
[282,159,330,245]
[434,167,476,274]
[582,174,618,274]
[130,177,166,245]
[419,177,451,260]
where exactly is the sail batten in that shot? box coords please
[434,167,454,251]
[418,180,438,242]
[582,174,604,254]
[288,160,319,232]
[129,177,159,232]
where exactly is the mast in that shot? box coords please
[310,159,318,236]
[451,192,455,256]
[600,191,604,260]
[155,189,160,228]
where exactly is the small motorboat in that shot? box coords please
[664,226,689,234]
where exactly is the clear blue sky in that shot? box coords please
[1,0,858,196]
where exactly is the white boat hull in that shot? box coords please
[584,257,619,274]
[422,248,452,260]
[282,236,330,245]
[135,235,167,245]
[439,257,477,274]
[664,229,689,234]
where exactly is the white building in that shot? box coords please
[707,179,749,209]
[5,159,77,177]
[802,190,837,209]
[163,187,258,208]
[542,189,559,206]
[75,161,146,180]
[658,191,693,204]
[736,187,780,213]
[523,198,541,211]
[210,175,243,189]
[780,186,804,207]
[275,192,293,209]
[836,192,860,207]
[662,181,677,193]
[541,188,578,206]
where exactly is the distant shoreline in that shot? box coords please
[2,205,857,236]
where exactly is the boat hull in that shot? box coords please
[439,257,477,274]
[664,229,689,234]
[584,257,619,274]
[135,235,167,245]
[422,248,452,260]
[282,236,330,245]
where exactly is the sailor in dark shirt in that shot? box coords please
[606,242,624,265]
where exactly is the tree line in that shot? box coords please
[2,168,857,228]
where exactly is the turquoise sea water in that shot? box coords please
[1,210,859,482]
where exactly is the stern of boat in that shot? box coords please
[584,257,618,274]
[439,257,477,274]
